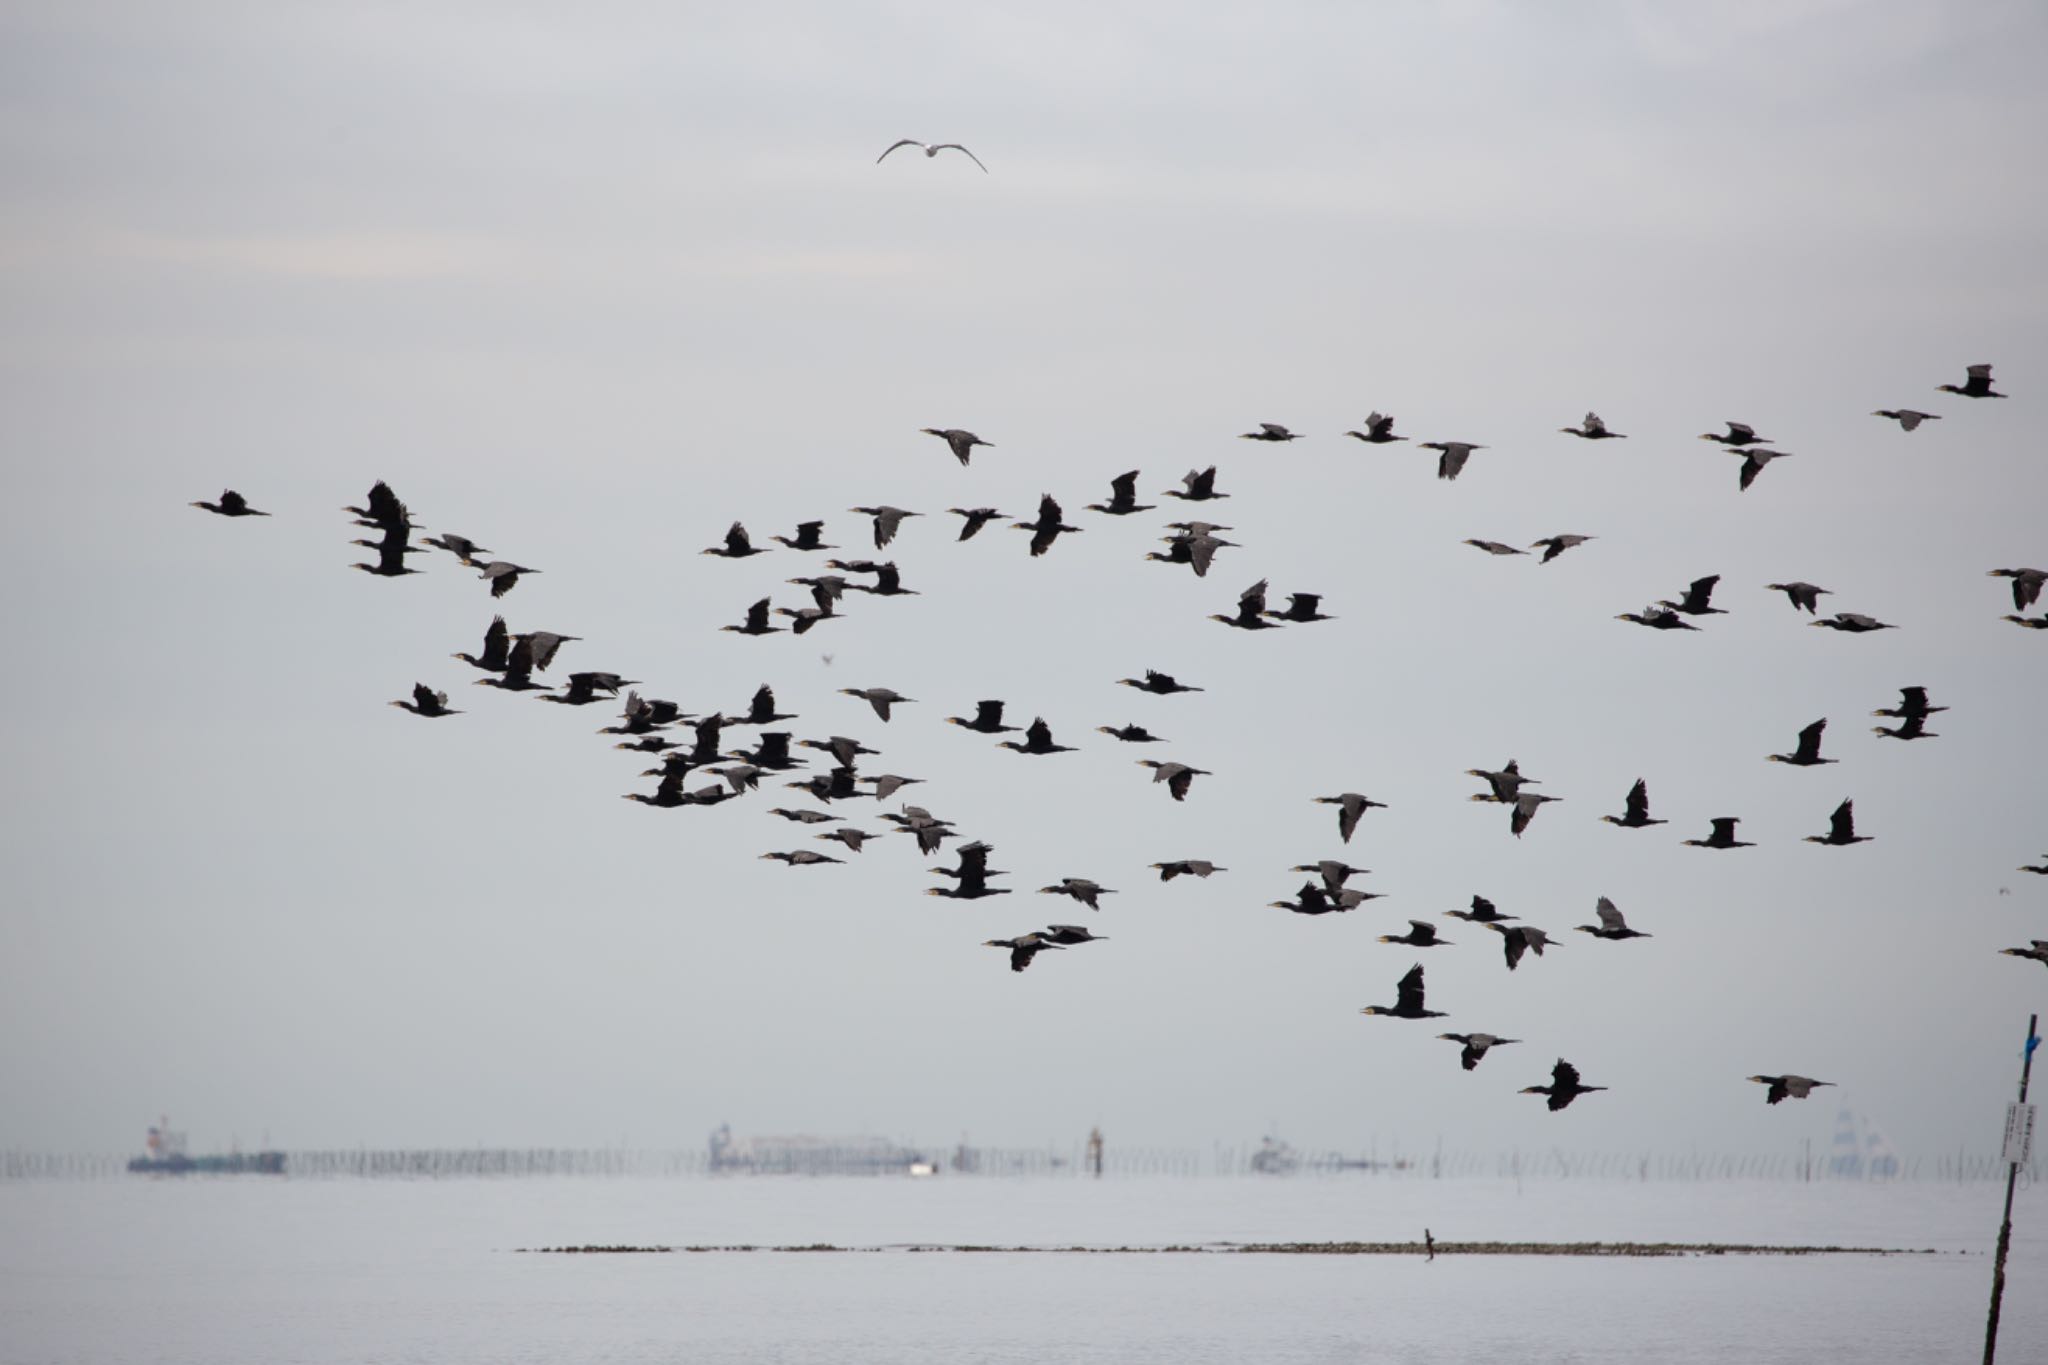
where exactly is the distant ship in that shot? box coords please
[126,1117,284,1176]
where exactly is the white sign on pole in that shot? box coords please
[2002,1102,2036,1167]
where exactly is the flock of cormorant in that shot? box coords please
[192,358,2041,1115]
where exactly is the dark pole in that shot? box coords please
[1983,1013,2039,1365]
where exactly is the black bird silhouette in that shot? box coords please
[1314,792,1387,844]
[1768,719,1834,767]
[1163,466,1228,502]
[1734,448,1794,491]
[1935,363,2004,399]
[850,505,920,549]
[1616,605,1699,631]
[1087,471,1156,517]
[1699,422,1769,447]
[985,933,1063,973]
[1805,799,1872,847]
[1240,423,1301,442]
[542,672,639,706]
[423,533,490,564]
[1152,860,1225,881]
[1344,412,1405,444]
[1266,592,1334,624]
[1872,687,1945,721]
[1748,1075,1834,1105]
[1522,1059,1606,1111]
[998,717,1076,755]
[722,598,783,636]
[922,428,992,466]
[453,616,513,673]
[1872,713,1938,741]
[1039,878,1116,911]
[1560,412,1624,440]
[1487,923,1555,971]
[947,507,1007,541]
[947,700,1019,734]
[733,685,798,726]
[390,683,459,717]
[1213,579,1282,631]
[1420,441,1484,481]
[1118,670,1201,695]
[703,522,767,559]
[1811,613,1894,634]
[1136,760,1208,801]
[1379,920,1450,948]
[1576,897,1651,941]
[1989,568,2047,612]
[1445,894,1515,924]
[1766,581,1832,614]
[191,489,269,517]
[1661,575,1726,617]
[1360,964,1446,1019]
[1600,778,1667,829]
[1012,494,1082,558]
[1439,1033,1519,1071]
[1097,723,1165,743]
[476,561,539,598]
[770,521,836,552]
[1682,817,1753,849]
[1531,534,1594,563]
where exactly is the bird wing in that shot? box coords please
[1583,412,1606,434]
[522,631,572,671]
[1739,454,1765,490]
[481,616,510,668]
[1189,467,1216,497]
[1595,897,1624,932]
[1967,363,1994,381]
[1710,817,1737,842]
[1796,719,1827,762]
[1025,717,1052,750]
[1109,470,1139,502]
[1727,423,1756,441]
[1500,929,1527,970]
[725,522,752,555]
[1552,1059,1581,1091]
[1624,779,1650,822]
[1829,800,1856,841]
[1395,964,1427,1012]
[1167,768,1194,801]
[931,143,988,172]
[876,139,922,163]
[1900,686,1929,709]
[975,699,1004,727]
[1685,575,1720,612]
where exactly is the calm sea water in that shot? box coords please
[1,1175,2041,1363]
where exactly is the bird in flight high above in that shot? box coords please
[876,139,988,172]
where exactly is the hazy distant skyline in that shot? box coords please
[2,1,2045,1160]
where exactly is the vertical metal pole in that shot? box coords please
[1983,1013,2038,1365]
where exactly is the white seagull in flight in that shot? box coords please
[876,139,988,173]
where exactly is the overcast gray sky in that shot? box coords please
[3,0,2045,1161]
